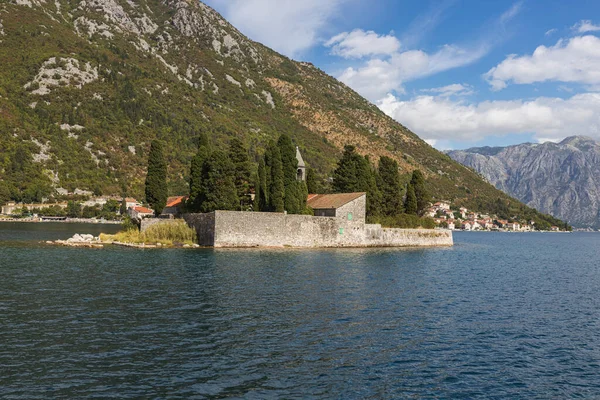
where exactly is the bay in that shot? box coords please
[2,223,600,398]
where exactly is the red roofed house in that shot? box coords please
[307,192,366,223]
[128,206,154,219]
[162,196,188,217]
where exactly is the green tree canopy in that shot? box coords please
[410,169,430,215]
[255,158,268,211]
[277,134,301,214]
[377,156,403,217]
[265,140,284,212]
[229,137,252,205]
[145,140,168,215]
[197,150,239,212]
[405,183,417,215]
[188,133,211,212]
[332,145,380,217]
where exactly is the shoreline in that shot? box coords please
[0,218,121,225]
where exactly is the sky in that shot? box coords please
[205,0,600,150]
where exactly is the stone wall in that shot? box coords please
[183,212,215,246]
[183,211,452,248]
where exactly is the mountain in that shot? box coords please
[447,136,600,228]
[0,0,564,227]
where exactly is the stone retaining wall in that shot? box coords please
[183,211,453,248]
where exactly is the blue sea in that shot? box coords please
[2,222,600,398]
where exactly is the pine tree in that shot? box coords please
[188,133,211,212]
[277,134,300,213]
[377,156,403,216]
[228,137,252,205]
[145,140,168,215]
[197,150,239,212]
[266,141,285,212]
[405,183,417,215]
[410,169,430,215]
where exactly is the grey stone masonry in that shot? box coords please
[183,211,453,248]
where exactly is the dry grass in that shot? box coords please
[100,220,197,246]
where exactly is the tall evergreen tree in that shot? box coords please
[306,168,321,194]
[377,156,403,216]
[410,169,430,215]
[277,134,301,213]
[332,145,359,193]
[256,158,269,211]
[405,183,417,215]
[333,145,380,217]
[145,140,168,215]
[228,137,252,206]
[197,150,239,212]
[188,133,211,212]
[266,141,285,212]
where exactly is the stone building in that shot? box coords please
[307,192,366,222]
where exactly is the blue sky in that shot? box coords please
[206,0,600,150]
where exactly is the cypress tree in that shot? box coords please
[306,168,321,194]
[332,145,380,217]
[332,145,359,193]
[267,141,285,212]
[188,133,211,212]
[277,134,300,213]
[228,137,252,205]
[377,156,403,216]
[197,150,239,212]
[410,169,430,215]
[145,140,168,215]
[405,183,417,215]
[256,158,268,211]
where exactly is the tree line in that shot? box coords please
[144,138,431,224]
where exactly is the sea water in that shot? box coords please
[2,223,600,398]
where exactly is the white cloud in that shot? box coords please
[377,92,600,143]
[337,45,487,100]
[325,29,401,58]
[545,28,557,36]
[205,0,348,58]
[485,35,600,90]
[421,83,475,97]
[329,2,521,101]
[572,20,600,33]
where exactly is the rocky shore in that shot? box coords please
[48,233,201,249]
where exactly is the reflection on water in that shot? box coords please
[2,226,600,398]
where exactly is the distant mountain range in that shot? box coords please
[447,136,600,228]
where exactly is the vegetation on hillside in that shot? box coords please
[0,0,567,229]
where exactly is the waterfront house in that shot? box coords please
[462,222,472,231]
[123,197,140,210]
[128,206,154,219]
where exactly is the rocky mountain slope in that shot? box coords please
[448,136,600,228]
[0,0,564,226]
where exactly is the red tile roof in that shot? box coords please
[307,192,366,210]
[166,196,187,208]
[134,206,153,213]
